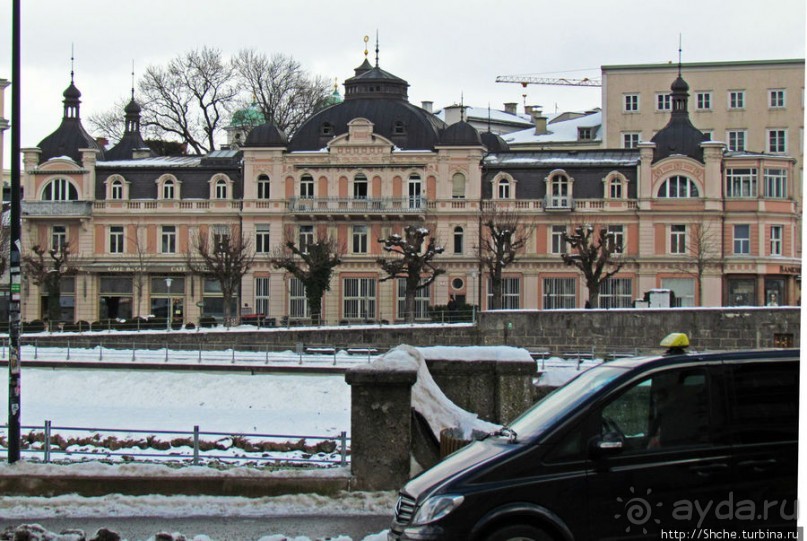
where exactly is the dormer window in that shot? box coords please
[321,122,334,136]
[578,127,594,141]
[42,178,78,201]
[162,179,175,199]
[545,171,572,208]
[110,180,123,200]
[105,175,128,200]
[498,179,511,199]
[604,172,628,199]
[393,121,406,135]
[215,179,228,199]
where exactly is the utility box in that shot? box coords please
[646,288,675,308]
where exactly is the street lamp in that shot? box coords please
[164,277,173,332]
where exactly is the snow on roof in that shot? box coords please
[504,110,602,145]
[484,150,639,167]
[417,346,533,363]
[97,156,203,168]
[434,106,534,127]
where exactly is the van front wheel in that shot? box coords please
[485,524,554,541]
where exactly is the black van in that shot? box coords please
[389,343,799,541]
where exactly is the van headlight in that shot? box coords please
[411,494,465,525]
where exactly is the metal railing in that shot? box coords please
[0,422,349,467]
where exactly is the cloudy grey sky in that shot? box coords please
[0,0,804,159]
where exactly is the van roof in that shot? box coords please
[606,348,799,370]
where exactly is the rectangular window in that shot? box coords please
[725,168,757,198]
[289,277,309,319]
[696,91,712,110]
[300,176,314,199]
[656,93,671,111]
[255,277,270,316]
[764,169,787,198]
[729,90,745,109]
[543,277,576,310]
[578,127,594,140]
[299,225,314,253]
[769,89,785,108]
[343,277,376,320]
[767,129,786,153]
[51,225,67,251]
[729,362,797,443]
[733,224,751,255]
[487,277,520,310]
[623,94,639,112]
[161,225,176,254]
[352,225,368,254]
[353,178,368,200]
[727,130,746,151]
[257,179,270,199]
[397,278,431,321]
[255,225,271,253]
[109,226,125,254]
[212,224,229,251]
[661,277,695,307]
[670,224,687,255]
[770,225,783,256]
[551,225,566,254]
[621,132,640,149]
[599,278,632,309]
[607,224,624,253]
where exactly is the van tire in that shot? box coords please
[485,524,554,541]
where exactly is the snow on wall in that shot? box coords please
[416,345,533,363]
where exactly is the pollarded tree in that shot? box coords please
[22,242,77,326]
[480,207,532,310]
[271,235,343,325]
[186,225,255,327]
[561,224,624,309]
[378,225,445,323]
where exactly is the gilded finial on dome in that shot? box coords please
[363,35,369,58]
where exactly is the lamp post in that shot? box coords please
[164,277,173,332]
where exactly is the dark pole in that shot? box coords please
[8,0,22,463]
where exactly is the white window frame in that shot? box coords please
[255,224,271,254]
[353,174,369,200]
[769,89,786,108]
[299,225,314,253]
[161,225,176,254]
[487,277,520,310]
[215,179,228,199]
[408,174,423,209]
[497,178,511,199]
[289,277,309,319]
[607,224,624,254]
[257,175,270,199]
[51,225,67,251]
[352,225,368,254]
[543,277,576,310]
[670,224,687,255]
[657,176,699,198]
[733,224,751,255]
[770,225,783,256]
[656,93,671,111]
[729,90,745,109]
[622,132,640,149]
[599,278,633,309]
[725,168,758,198]
[696,91,712,111]
[255,277,270,316]
[550,225,566,255]
[727,130,747,152]
[109,226,125,254]
[548,173,571,208]
[767,129,787,153]
[397,278,431,321]
[623,94,639,112]
[661,277,695,307]
[300,174,314,199]
[453,226,464,255]
[110,180,124,200]
[764,169,788,198]
[452,172,466,199]
[161,179,176,200]
[343,277,376,321]
[43,178,78,201]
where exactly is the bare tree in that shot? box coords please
[129,225,153,325]
[139,47,238,154]
[234,50,332,136]
[480,207,532,310]
[378,225,444,323]
[22,243,77,326]
[671,220,722,306]
[0,208,10,278]
[88,98,161,144]
[561,224,624,309]
[186,225,255,326]
[270,235,343,325]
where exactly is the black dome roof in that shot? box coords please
[439,121,483,147]
[63,82,81,99]
[38,80,104,163]
[124,98,142,114]
[244,123,288,148]
[650,73,707,163]
[480,131,510,152]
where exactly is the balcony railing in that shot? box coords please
[22,201,92,217]
[91,200,241,211]
[287,197,427,213]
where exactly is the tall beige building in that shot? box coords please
[601,59,805,205]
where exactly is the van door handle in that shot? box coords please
[689,463,729,477]
[738,459,777,472]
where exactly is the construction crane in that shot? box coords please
[495,75,602,87]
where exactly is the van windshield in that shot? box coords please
[507,365,628,439]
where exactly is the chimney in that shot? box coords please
[96,137,109,149]
[531,109,548,135]
[133,148,152,159]
[503,102,518,115]
[421,101,433,114]
[443,104,463,126]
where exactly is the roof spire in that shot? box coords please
[375,30,379,67]
[460,92,465,122]
[363,35,369,58]
[677,34,683,77]
[487,103,492,133]
[131,59,136,100]
[70,43,75,84]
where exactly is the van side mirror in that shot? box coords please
[591,432,624,457]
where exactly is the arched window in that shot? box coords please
[452,172,466,199]
[162,179,175,200]
[453,226,464,254]
[110,180,123,200]
[42,178,78,201]
[257,174,270,199]
[215,179,228,199]
[498,178,511,199]
[608,177,623,199]
[548,174,570,207]
[657,176,700,198]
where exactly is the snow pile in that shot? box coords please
[535,357,603,387]
[383,346,500,439]
[416,345,533,363]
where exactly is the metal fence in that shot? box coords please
[0,422,349,468]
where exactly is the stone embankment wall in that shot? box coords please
[24,308,798,355]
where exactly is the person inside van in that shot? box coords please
[646,372,708,449]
